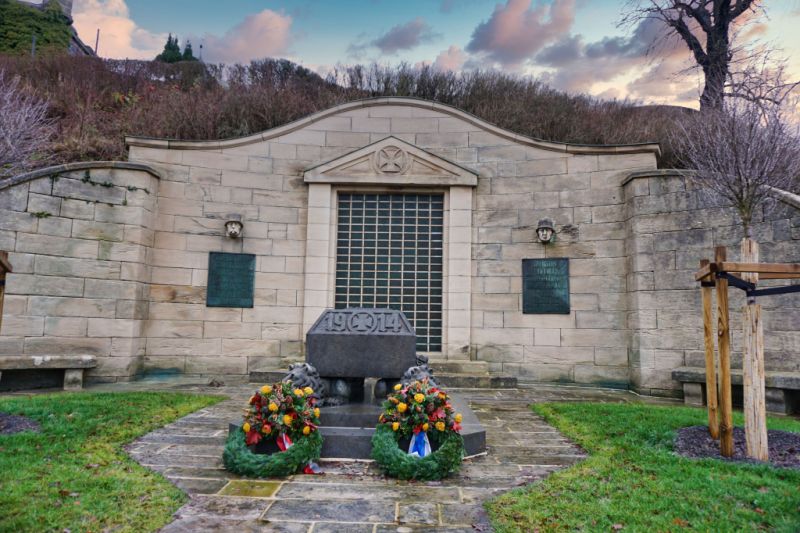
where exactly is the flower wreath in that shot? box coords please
[223,381,323,478]
[370,379,465,480]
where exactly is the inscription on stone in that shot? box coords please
[318,309,408,334]
[307,308,416,378]
[206,252,255,308]
[522,258,570,314]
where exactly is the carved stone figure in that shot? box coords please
[401,354,438,388]
[282,362,325,400]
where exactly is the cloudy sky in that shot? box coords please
[68,0,800,107]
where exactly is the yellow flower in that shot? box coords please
[303,425,311,435]
[294,388,305,397]
[435,421,446,432]
[313,407,320,418]
[242,422,251,433]
[303,386,314,395]
[414,393,425,404]
[394,383,402,391]
[422,423,429,432]
[455,413,462,423]
[269,402,279,412]
[283,414,293,425]
[392,422,400,431]
[397,402,407,413]
[260,385,272,395]
[438,392,446,400]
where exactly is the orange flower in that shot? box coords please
[397,402,408,413]
[303,425,311,435]
[392,422,400,431]
[422,423,429,432]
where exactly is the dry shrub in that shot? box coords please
[0,55,687,168]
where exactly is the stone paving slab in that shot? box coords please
[103,381,674,531]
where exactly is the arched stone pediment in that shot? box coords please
[303,136,478,187]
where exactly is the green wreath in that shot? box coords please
[370,424,464,481]
[223,428,323,478]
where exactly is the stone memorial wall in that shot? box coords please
[0,98,796,397]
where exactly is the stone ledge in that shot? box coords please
[672,366,800,390]
[0,354,98,370]
[672,366,800,415]
[0,355,97,391]
[0,161,161,191]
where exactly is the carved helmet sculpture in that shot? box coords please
[282,362,325,400]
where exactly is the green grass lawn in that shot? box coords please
[488,403,800,532]
[0,392,223,533]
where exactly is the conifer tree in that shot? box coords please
[155,34,182,63]
[182,41,198,62]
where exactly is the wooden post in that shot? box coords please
[741,238,768,461]
[715,246,734,457]
[700,259,719,439]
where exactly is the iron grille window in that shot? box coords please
[335,193,444,352]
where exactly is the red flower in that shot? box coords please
[245,430,262,446]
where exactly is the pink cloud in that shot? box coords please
[72,0,166,59]
[199,10,292,64]
[433,45,467,71]
[466,0,575,67]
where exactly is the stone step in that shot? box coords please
[249,368,517,389]
[429,360,490,374]
[436,373,517,389]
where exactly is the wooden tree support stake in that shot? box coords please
[715,246,734,457]
[700,259,719,439]
[741,238,768,461]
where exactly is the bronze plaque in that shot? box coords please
[522,258,570,314]
[206,252,255,308]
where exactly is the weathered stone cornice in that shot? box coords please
[125,97,662,156]
[0,161,161,191]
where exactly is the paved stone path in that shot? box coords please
[115,382,660,532]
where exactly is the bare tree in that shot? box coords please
[674,98,800,237]
[0,71,53,177]
[623,1,762,111]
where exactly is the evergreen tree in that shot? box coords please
[182,40,198,62]
[155,34,182,63]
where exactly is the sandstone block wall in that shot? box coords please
[0,99,795,394]
[126,100,659,385]
[626,172,800,396]
[0,166,158,381]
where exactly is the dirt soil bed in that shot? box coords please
[0,412,41,435]
[675,425,800,469]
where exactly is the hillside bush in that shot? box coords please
[0,55,687,169]
[0,0,71,55]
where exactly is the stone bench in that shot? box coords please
[672,366,800,415]
[0,355,97,391]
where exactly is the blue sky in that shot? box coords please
[69,0,800,106]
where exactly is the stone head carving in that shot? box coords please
[282,362,325,399]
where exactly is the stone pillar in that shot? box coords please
[302,184,334,337]
[444,186,472,359]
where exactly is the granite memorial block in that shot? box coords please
[206,252,255,308]
[306,308,416,378]
[522,258,570,314]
